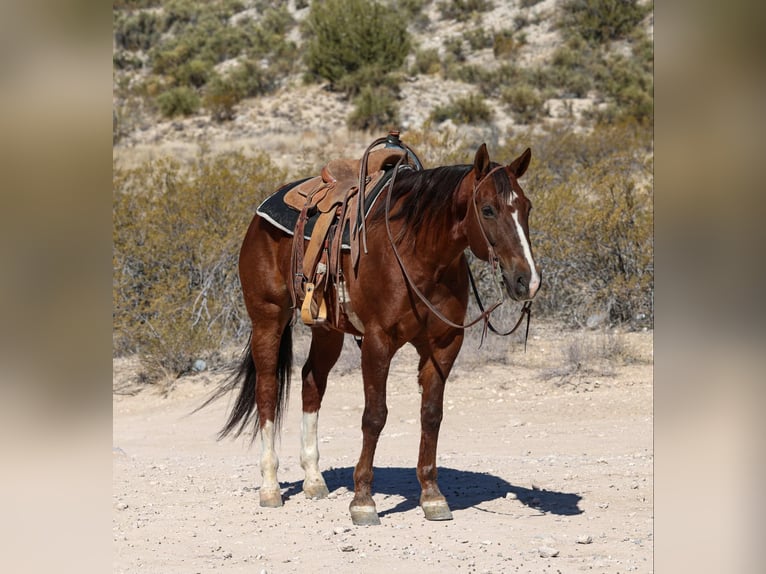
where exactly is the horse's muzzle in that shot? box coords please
[503,270,540,302]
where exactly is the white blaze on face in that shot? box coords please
[511,209,541,298]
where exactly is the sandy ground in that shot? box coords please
[113,323,652,573]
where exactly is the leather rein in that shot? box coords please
[383,158,533,348]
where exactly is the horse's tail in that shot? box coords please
[195,325,293,442]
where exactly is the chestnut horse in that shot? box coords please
[209,143,540,525]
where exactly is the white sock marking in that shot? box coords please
[260,420,279,492]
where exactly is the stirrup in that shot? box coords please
[300,283,327,325]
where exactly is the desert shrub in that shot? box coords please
[203,75,243,122]
[501,84,544,123]
[394,0,430,29]
[347,86,400,131]
[430,93,493,124]
[465,26,493,50]
[114,10,163,51]
[303,0,410,94]
[114,0,162,8]
[202,60,275,122]
[156,86,200,117]
[438,0,494,22]
[113,151,288,380]
[113,50,144,71]
[592,51,653,124]
[560,0,650,45]
[399,124,471,166]
[509,122,653,326]
[411,48,441,75]
[443,37,466,63]
[492,28,516,58]
[545,41,594,97]
[335,63,404,97]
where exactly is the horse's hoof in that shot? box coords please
[421,500,453,521]
[303,481,330,500]
[259,489,283,508]
[349,505,381,526]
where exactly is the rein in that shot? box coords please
[383,158,533,347]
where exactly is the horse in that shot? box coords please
[206,142,540,526]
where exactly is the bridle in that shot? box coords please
[383,157,533,347]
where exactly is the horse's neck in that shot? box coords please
[396,189,469,267]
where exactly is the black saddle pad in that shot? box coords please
[256,167,405,249]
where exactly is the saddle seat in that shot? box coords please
[283,148,407,212]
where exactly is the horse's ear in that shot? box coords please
[473,143,491,177]
[509,147,532,178]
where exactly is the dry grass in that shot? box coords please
[540,328,648,390]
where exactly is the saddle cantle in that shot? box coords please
[255,132,423,328]
[282,147,409,213]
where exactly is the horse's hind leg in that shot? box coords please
[251,314,292,508]
[415,331,463,521]
[300,328,344,499]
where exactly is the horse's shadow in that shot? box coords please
[281,466,582,517]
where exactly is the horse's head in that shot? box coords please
[463,144,541,302]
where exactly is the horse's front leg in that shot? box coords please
[349,331,393,525]
[300,329,344,500]
[415,331,463,520]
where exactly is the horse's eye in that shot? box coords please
[481,205,495,218]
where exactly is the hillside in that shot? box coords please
[113,0,653,168]
[113,0,654,379]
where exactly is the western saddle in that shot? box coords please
[287,131,422,329]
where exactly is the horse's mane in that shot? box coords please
[370,164,472,231]
[369,162,514,237]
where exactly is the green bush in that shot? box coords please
[203,75,244,122]
[156,86,200,117]
[347,86,400,131]
[303,0,410,93]
[492,29,516,59]
[443,37,466,63]
[430,93,493,124]
[465,26,493,51]
[438,0,494,22]
[114,10,163,51]
[501,84,544,123]
[594,51,653,124]
[113,151,288,380]
[203,60,277,121]
[560,0,650,45]
[412,48,441,75]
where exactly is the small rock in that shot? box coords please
[192,359,206,372]
[339,544,355,552]
[505,492,517,500]
[538,546,559,558]
[116,502,129,511]
[576,535,593,544]
[333,526,350,535]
